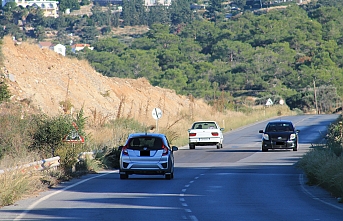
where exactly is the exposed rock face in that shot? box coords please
[1,36,215,127]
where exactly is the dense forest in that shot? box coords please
[1,0,343,113]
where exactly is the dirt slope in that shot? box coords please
[1,36,215,127]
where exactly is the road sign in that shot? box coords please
[63,122,84,143]
[266,98,273,106]
[63,130,84,143]
[152,108,162,120]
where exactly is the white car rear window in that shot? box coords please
[193,122,217,129]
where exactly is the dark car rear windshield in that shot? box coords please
[128,137,163,150]
[266,123,294,132]
[192,122,217,129]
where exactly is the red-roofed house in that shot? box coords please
[38,41,53,49]
[71,44,94,53]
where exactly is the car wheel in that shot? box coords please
[262,147,268,152]
[293,147,298,151]
[216,143,221,149]
[189,144,195,149]
[120,173,128,179]
[165,173,172,180]
[220,143,223,148]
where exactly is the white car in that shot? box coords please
[188,121,224,149]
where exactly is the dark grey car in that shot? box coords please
[119,133,178,180]
[259,120,300,152]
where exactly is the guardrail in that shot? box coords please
[0,156,60,174]
[0,151,97,175]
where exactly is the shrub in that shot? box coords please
[298,148,343,198]
[102,147,121,169]
[30,114,74,158]
[0,82,11,103]
[0,103,35,159]
[0,170,45,206]
[56,142,88,175]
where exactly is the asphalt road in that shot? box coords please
[1,114,343,221]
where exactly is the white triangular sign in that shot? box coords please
[266,98,273,106]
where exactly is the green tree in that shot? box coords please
[92,37,126,54]
[159,68,188,93]
[59,0,80,13]
[169,0,194,26]
[146,5,170,26]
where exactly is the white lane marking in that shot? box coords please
[14,170,117,221]
[299,174,343,211]
[189,215,199,221]
[179,176,203,220]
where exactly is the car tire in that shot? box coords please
[293,147,298,151]
[262,147,268,152]
[120,173,128,179]
[165,173,172,180]
[189,144,195,149]
[216,143,221,149]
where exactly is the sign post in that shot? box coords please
[152,107,162,132]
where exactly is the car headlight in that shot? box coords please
[263,134,269,140]
[290,134,296,140]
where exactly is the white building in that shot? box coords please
[144,0,172,7]
[2,0,59,18]
[53,44,66,56]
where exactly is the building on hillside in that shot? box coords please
[38,41,66,56]
[1,0,59,17]
[38,41,53,49]
[53,44,66,56]
[71,43,94,53]
[92,0,172,7]
[144,0,172,6]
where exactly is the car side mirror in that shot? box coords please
[259,130,264,133]
[220,128,224,131]
[118,146,123,151]
[296,130,300,133]
[172,146,178,151]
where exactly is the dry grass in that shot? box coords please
[0,169,46,207]
[89,104,293,148]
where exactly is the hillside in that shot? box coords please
[1,36,217,129]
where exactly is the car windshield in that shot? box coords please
[128,137,163,150]
[266,123,294,132]
[192,122,217,129]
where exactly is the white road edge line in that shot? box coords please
[14,170,118,221]
[299,174,343,211]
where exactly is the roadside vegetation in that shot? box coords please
[298,116,343,202]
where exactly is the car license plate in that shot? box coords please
[199,138,210,141]
[140,151,150,156]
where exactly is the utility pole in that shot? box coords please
[313,78,319,114]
